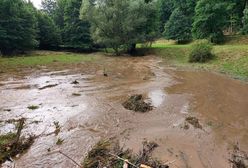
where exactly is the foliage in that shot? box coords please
[226,0,247,32]
[63,0,92,49]
[164,8,193,43]
[174,0,196,16]
[81,0,159,55]
[41,0,56,16]
[192,0,229,43]
[37,12,61,49]
[0,0,38,55]
[53,0,66,39]
[157,0,174,33]
[189,40,214,63]
[241,8,248,34]
[163,0,196,43]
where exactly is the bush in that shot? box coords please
[189,40,213,63]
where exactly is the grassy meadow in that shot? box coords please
[143,39,248,80]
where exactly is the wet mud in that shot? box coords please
[0,55,247,168]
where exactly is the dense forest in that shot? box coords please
[0,0,248,55]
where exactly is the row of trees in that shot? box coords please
[161,0,248,43]
[0,0,60,55]
[1,0,248,55]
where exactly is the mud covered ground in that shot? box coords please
[0,54,247,168]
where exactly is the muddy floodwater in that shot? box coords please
[0,55,247,168]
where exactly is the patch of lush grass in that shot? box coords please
[0,133,16,146]
[27,105,39,110]
[143,41,248,80]
[0,51,97,70]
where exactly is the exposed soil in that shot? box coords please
[0,54,247,168]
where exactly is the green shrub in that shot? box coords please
[189,40,213,63]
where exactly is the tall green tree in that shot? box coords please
[53,0,66,30]
[157,0,174,33]
[81,0,159,55]
[0,0,38,55]
[37,12,61,49]
[41,0,56,16]
[164,0,196,43]
[226,0,247,33]
[164,8,192,43]
[63,0,92,48]
[192,0,229,43]
[242,7,248,34]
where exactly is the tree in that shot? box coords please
[81,0,159,55]
[157,0,174,33]
[242,7,248,34]
[41,0,56,16]
[0,0,38,55]
[226,0,247,33]
[37,12,61,49]
[163,0,196,43]
[164,8,192,43]
[192,0,229,43]
[53,0,66,31]
[63,0,92,48]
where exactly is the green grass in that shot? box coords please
[0,51,97,71]
[143,41,248,80]
[0,133,16,146]
[27,105,39,110]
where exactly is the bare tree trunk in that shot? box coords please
[128,43,136,54]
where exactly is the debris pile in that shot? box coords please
[185,116,202,129]
[0,118,34,164]
[123,95,153,113]
[229,144,248,168]
[82,140,169,168]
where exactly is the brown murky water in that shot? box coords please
[0,55,247,168]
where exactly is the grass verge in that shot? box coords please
[141,40,248,80]
[0,51,98,72]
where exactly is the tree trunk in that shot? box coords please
[128,43,136,54]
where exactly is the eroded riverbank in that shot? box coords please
[0,55,247,168]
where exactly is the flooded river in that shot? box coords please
[0,55,247,168]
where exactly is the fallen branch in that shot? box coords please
[13,118,25,150]
[50,150,83,168]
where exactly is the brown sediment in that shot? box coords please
[0,54,247,168]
